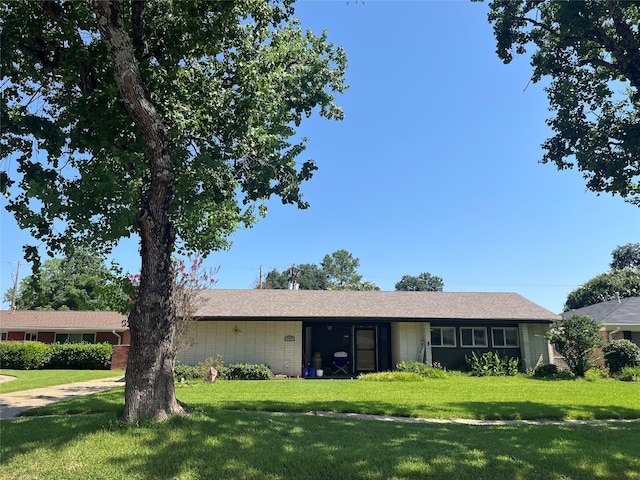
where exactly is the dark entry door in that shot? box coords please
[354,326,377,372]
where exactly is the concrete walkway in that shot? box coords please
[0,376,125,420]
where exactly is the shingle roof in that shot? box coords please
[0,310,128,331]
[561,297,640,326]
[195,290,559,321]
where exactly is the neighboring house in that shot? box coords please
[0,310,130,345]
[561,297,640,347]
[177,290,559,376]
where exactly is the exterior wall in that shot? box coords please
[7,332,25,341]
[96,331,128,345]
[391,322,427,367]
[519,323,552,370]
[177,320,303,377]
[37,332,55,343]
[111,344,129,370]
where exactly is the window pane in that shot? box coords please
[431,328,442,346]
[493,329,505,347]
[461,328,472,346]
[82,333,95,343]
[474,328,486,346]
[442,328,456,346]
[69,333,82,343]
[505,329,518,346]
[55,334,67,343]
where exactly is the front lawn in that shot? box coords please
[0,369,125,394]
[3,376,639,479]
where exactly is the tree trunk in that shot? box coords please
[94,0,187,421]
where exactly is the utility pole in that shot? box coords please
[259,265,263,289]
[10,261,20,312]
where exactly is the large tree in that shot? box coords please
[487,1,640,205]
[320,249,364,289]
[263,263,330,290]
[4,249,126,311]
[564,268,640,310]
[1,1,346,421]
[610,242,640,270]
[395,272,444,292]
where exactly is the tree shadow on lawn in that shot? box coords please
[19,388,124,418]
[189,397,640,422]
[102,412,640,479]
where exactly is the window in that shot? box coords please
[1,332,7,341]
[55,333,95,344]
[24,332,38,342]
[431,327,456,347]
[460,327,487,347]
[492,328,519,348]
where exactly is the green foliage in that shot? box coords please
[263,263,330,290]
[1,1,347,260]
[174,356,226,381]
[261,251,379,290]
[603,339,640,374]
[395,361,447,378]
[487,1,640,205]
[395,272,444,291]
[532,363,559,378]
[225,363,274,380]
[548,314,604,377]
[619,366,640,382]
[48,343,113,370]
[3,249,128,311]
[564,268,640,310]
[0,341,113,369]
[0,342,52,370]
[465,351,519,377]
[611,243,640,270]
[584,367,609,382]
[357,371,425,382]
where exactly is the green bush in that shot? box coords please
[225,363,273,380]
[0,342,52,369]
[358,371,425,382]
[603,339,640,374]
[466,351,519,376]
[174,356,226,381]
[48,342,113,369]
[533,363,559,378]
[396,361,447,378]
[619,366,640,382]
[584,367,608,381]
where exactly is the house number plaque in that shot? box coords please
[284,335,295,342]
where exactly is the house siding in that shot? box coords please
[392,322,428,366]
[177,320,303,377]
[519,322,551,370]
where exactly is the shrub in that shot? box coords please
[396,361,447,378]
[358,371,424,382]
[225,363,273,380]
[603,339,640,374]
[48,342,113,369]
[532,363,558,378]
[584,366,608,381]
[547,314,603,377]
[174,356,226,381]
[0,342,52,369]
[466,351,519,376]
[619,366,640,382]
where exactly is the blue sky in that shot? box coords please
[1,0,639,313]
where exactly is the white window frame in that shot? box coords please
[491,327,519,348]
[24,332,38,342]
[460,327,487,347]
[430,327,456,347]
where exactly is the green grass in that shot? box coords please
[0,369,125,394]
[2,410,639,479]
[3,376,640,479]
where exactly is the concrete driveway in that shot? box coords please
[0,376,125,420]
